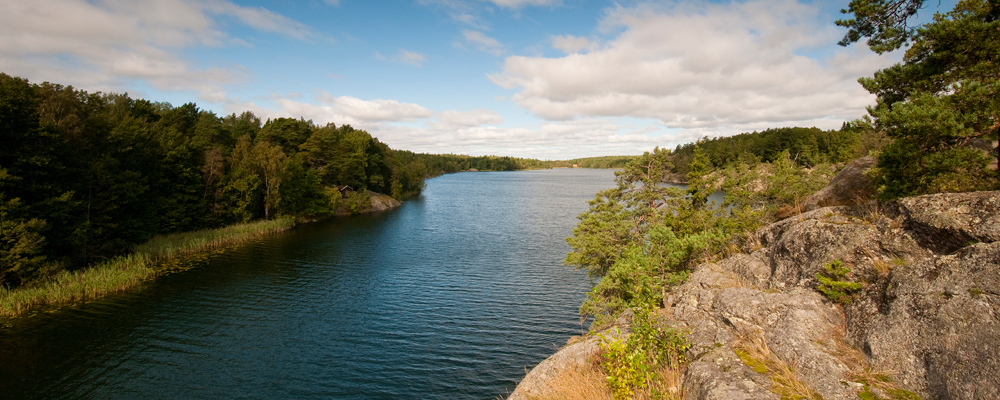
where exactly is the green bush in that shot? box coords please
[599,306,690,400]
[816,260,862,304]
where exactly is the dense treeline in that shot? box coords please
[0,73,541,288]
[667,126,877,177]
[548,155,638,169]
[392,151,550,175]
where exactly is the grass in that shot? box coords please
[0,217,295,318]
[734,329,823,400]
[134,218,295,259]
[526,365,614,400]
[525,359,684,400]
[825,327,921,400]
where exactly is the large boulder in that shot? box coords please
[667,259,853,400]
[848,241,1000,399]
[369,191,402,212]
[802,155,876,211]
[676,190,1000,400]
[506,336,603,400]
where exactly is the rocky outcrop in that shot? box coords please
[507,336,603,400]
[802,155,876,211]
[369,191,402,212]
[509,312,633,400]
[510,191,999,400]
[333,191,402,216]
[674,190,1000,399]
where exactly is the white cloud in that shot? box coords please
[262,92,657,159]
[551,35,596,54]
[0,0,318,100]
[462,30,504,55]
[376,50,427,67]
[202,0,319,40]
[362,117,663,159]
[399,50,427,67]
[492,0,898,132]
[272,93,434,126]
[431,109,505,130]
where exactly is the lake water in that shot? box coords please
[0,169,617,399]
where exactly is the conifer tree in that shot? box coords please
[840,0,1000,198]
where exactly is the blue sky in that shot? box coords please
[0,0,954,159]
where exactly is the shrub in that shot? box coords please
[816,260,862,304]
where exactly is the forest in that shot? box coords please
[666,126,881,178]
[0,73,556,289]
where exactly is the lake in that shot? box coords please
[0,168,617,399]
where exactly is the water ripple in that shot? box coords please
[0,169,616,399]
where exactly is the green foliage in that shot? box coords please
[670,127,862,177]
[686,146,713,208]
[722,150,835,222]
[816,260,863,304]
[1,73,558,290]
[568,147,738,329]
[279,156,338,218]
[836,0,924,53]
[599,306,690,400]
[566,148,682,277]
[340,190,372,215]
[548,155,639,169]
[1,218,294,317]
[0,194,49,287]
[842,0,1000,199]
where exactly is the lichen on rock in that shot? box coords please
[510,191,1000,400]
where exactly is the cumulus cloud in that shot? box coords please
[431,109,505,130]
[492,0,897,132]
[0,0,318,100]
[264,93,651,159]
[271,93,434,127]
[365,116,662,159]
[551,35,596,54]
[462,30,504,55]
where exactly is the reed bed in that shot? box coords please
[135,218,295,259]
[1,218,295,318]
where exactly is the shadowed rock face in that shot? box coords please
[509,191,999,400]
[802,155,876,212]
[674,190,1000,400]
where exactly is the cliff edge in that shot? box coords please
[511,190,999,399]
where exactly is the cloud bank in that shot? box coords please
[491,0,894,136]
[0,0,318,99]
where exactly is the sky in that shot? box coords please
[0,0,950,160]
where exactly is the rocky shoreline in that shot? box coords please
[510,189,999,399]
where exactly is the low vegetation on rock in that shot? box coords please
[512,1,999,398]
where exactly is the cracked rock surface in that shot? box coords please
[510,191,999,400]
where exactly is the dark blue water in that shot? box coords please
[0,169,616,399]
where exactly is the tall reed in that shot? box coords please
[134,218,295,259]
[0,217,295,318]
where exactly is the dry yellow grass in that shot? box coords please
[527,365,613,400]
[523,354,686,400]
[734,329,822,400]
[825,327,920,399]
